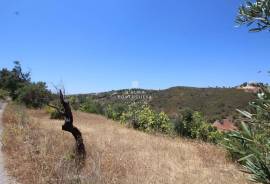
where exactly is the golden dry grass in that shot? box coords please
[2,104,250,184]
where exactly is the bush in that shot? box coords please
[0,88,9,100]
[174,109,222,143]
[50,109,64,120]
[120,103,140,128]
[207,129,224,144]
[136,105,157,132]
[173,108,194,137]
[16,82,51,108]
[79,98,104,114]
[120,104,172,133]
[69,96,80,110]
[45,103,65,120]
[105,103,127,120]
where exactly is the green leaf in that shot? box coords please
[238,154,255,162]
[240,122,252,138]
[236,109,252,119]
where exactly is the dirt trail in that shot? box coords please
[28,110,249,184]
[0,102,16,184]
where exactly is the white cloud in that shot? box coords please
[131,80,139,88]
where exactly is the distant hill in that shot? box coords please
[74,86,256,122]
[149,87,256,121]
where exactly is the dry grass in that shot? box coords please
[2,103,250,184]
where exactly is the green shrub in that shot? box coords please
[45,103,65,120]
[120,103,172,133]
[69,96,80,110]
[207,129,224,143]
[174,109,222,143]
[79,98,104,114]
[173,108,194,137]
[120,103,140,128]
[155,112,172,133]
[50,109,64,120]
[16,82,51,108]
[0,88,9,100]
[105,105,114,119]
[195,122,222,143]
[105,103,127,120]
[137,105,156,132]
[190,112,205,139]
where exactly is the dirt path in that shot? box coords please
[0,102,8,183]
[0,102,12,184]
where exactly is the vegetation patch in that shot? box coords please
[173,108,224,143]
[71,87,256,123]
[0,89,9,100]
[0,61,52,108]
[120,103,172,134]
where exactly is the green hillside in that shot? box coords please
[149,87,256,121]
[72,86,256,122]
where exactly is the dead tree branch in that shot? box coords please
[59,90,86,157]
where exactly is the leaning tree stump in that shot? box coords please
[59,90,86,157]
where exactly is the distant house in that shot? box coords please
[213,119,237,132]
[237,82,262,93]
[238,85,261,93]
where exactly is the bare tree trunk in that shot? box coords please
[59,90,86,157]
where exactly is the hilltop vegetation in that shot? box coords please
[150,87,256,121]
[71,87,256,122]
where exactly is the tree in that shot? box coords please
[236,0,270,32]
[0,61,30,99]
[17,82,52,108]
[55,90,86,157]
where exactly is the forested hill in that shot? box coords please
[149,87,255,121]
[73,86,256,122]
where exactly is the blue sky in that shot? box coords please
[0,0,270,94]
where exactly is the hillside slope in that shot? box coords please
[81,87,256,121]
[150,87,255,120]
[3,105,249,184]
